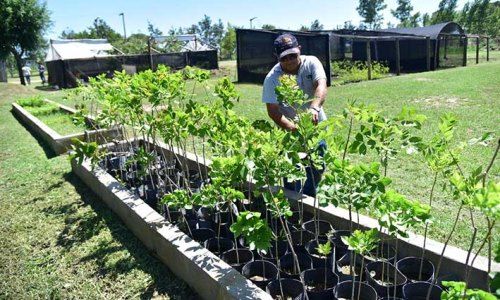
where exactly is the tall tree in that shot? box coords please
[459,0,491,34]
[220,23,236,60]
[261,24,276,30]
[147,21,163,37]
[60,18,121,43]
[357,0,388,29]
[422,13,431,26]
[0,0,51,85]
[196,15,224,48]
[391,0,413,24]
[431,0,459,24]
[310,19,324,30]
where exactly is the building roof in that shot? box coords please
[380,22,465,39]
[45,39,115,61]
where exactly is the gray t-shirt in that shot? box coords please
[262,55,327,122]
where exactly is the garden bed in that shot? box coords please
[71,138,498,299]
[71,139,271,300]
[12,98,123,155]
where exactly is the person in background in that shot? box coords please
[38,63,46,85]
[261,33,328,196]
[22,65,31,85]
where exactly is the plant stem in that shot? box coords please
[419,172,438,280]
[342,116,353,162]
[426,203,464,300]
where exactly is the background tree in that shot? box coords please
[422,12,432,26]
[430,0,459,24]
[310,19,324,30]
[261,24,276,30]
[458,0,491,34]
[195,15,225,48]
[357,0,388,29]
[0,0,51,85]
[220,23,236,60]
[113,33,149,54]
[60,18,122,43]
[391,0,413,24]
[147,21,163,37]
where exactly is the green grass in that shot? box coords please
[36,111,89,136]
[0,84,196,298]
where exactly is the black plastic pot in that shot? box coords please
[403,282,442,300]
[187,219,213,231]
[279,252,313,280]
[330,230,350,260]
[290,229,315,247]
[435,272,463,289]
[335,252,363,282]
[365,261,407,297]
[369,242,397,263]
[242,260,279,289]
[301,268,338,300]
[380,297,404,300]
[204,237,234,256]
[190,228,216,243]
[162,205,182,224]
[396,256,435,283]
[334,280,378,300]
[302,219,332,239]
[222,248,253,272]
[266,278,306,300]
[306,239,334,268]
[259,240,288,262]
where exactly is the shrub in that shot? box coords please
[332,60,389,85]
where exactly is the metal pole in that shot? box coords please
[249,17,257,29]
[395,38,400,76]
[119,13,126,40]
[426,36,431,71]
[486,37,489,61]
[476,37,480,64]
[434,36,439,69]
[366,41,372,80]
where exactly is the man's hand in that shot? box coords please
[309,106,320,125]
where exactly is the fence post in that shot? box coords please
[486,37,489,62]
[434,36,440,69]
[395,38,400,76]
[426,36,431,71]
[148,38,154,70]
[366,40,372,80]
[463,36,468,67]
[476,36,480,64]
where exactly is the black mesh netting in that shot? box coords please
[46,50,218,88]
[236,29,331,86]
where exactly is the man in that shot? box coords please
[261,33,328,196]
[38,63,46,85]
[22,65,31,85]
[262,33,328,131]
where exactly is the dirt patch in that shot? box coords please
[415,77,432,82]
[413,96,468,108]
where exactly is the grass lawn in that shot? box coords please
[0,86,197,298]
[0,56,498,297]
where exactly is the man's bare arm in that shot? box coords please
[266,103,297,131]
[310,78,327,108]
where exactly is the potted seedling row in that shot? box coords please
[69,66,498,299]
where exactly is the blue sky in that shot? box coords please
[46,0,469,39]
